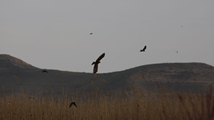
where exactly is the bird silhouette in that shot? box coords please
[69,102,77,108]
[92,53,105,74]
[140,46,147,52]
[42,69,48,73]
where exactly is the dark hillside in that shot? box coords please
[0,54,37,70]
[0,54,213,96]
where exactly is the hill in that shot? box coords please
[0,54,37,70]
[0,54,214,96]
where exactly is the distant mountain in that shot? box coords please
[0,54,37,70]
[0,54,214,96]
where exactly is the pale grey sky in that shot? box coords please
[0,0,214,73]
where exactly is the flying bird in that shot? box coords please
[69,102,77,108]
[42,69,48,73]
[140,46,147,52]
[92,53,105,74]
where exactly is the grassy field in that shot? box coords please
[0,86,214,120]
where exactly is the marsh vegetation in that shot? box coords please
[0,86,213,120]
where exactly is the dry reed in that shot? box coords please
[0,86,213,120]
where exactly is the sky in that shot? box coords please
[0,0,214,73]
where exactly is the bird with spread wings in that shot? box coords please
[92,53,105,74]
[42,69,48,73]
[69,102,77,108]
[140,46,147,52]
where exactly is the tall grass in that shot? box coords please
[0,87,213,120]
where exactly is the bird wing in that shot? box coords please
[69,103,72,108]
[93,64,98,74]
[143,46,147,51]
[73,103,77,107]
[96,53,105,63]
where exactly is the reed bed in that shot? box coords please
[0,87,213,120]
